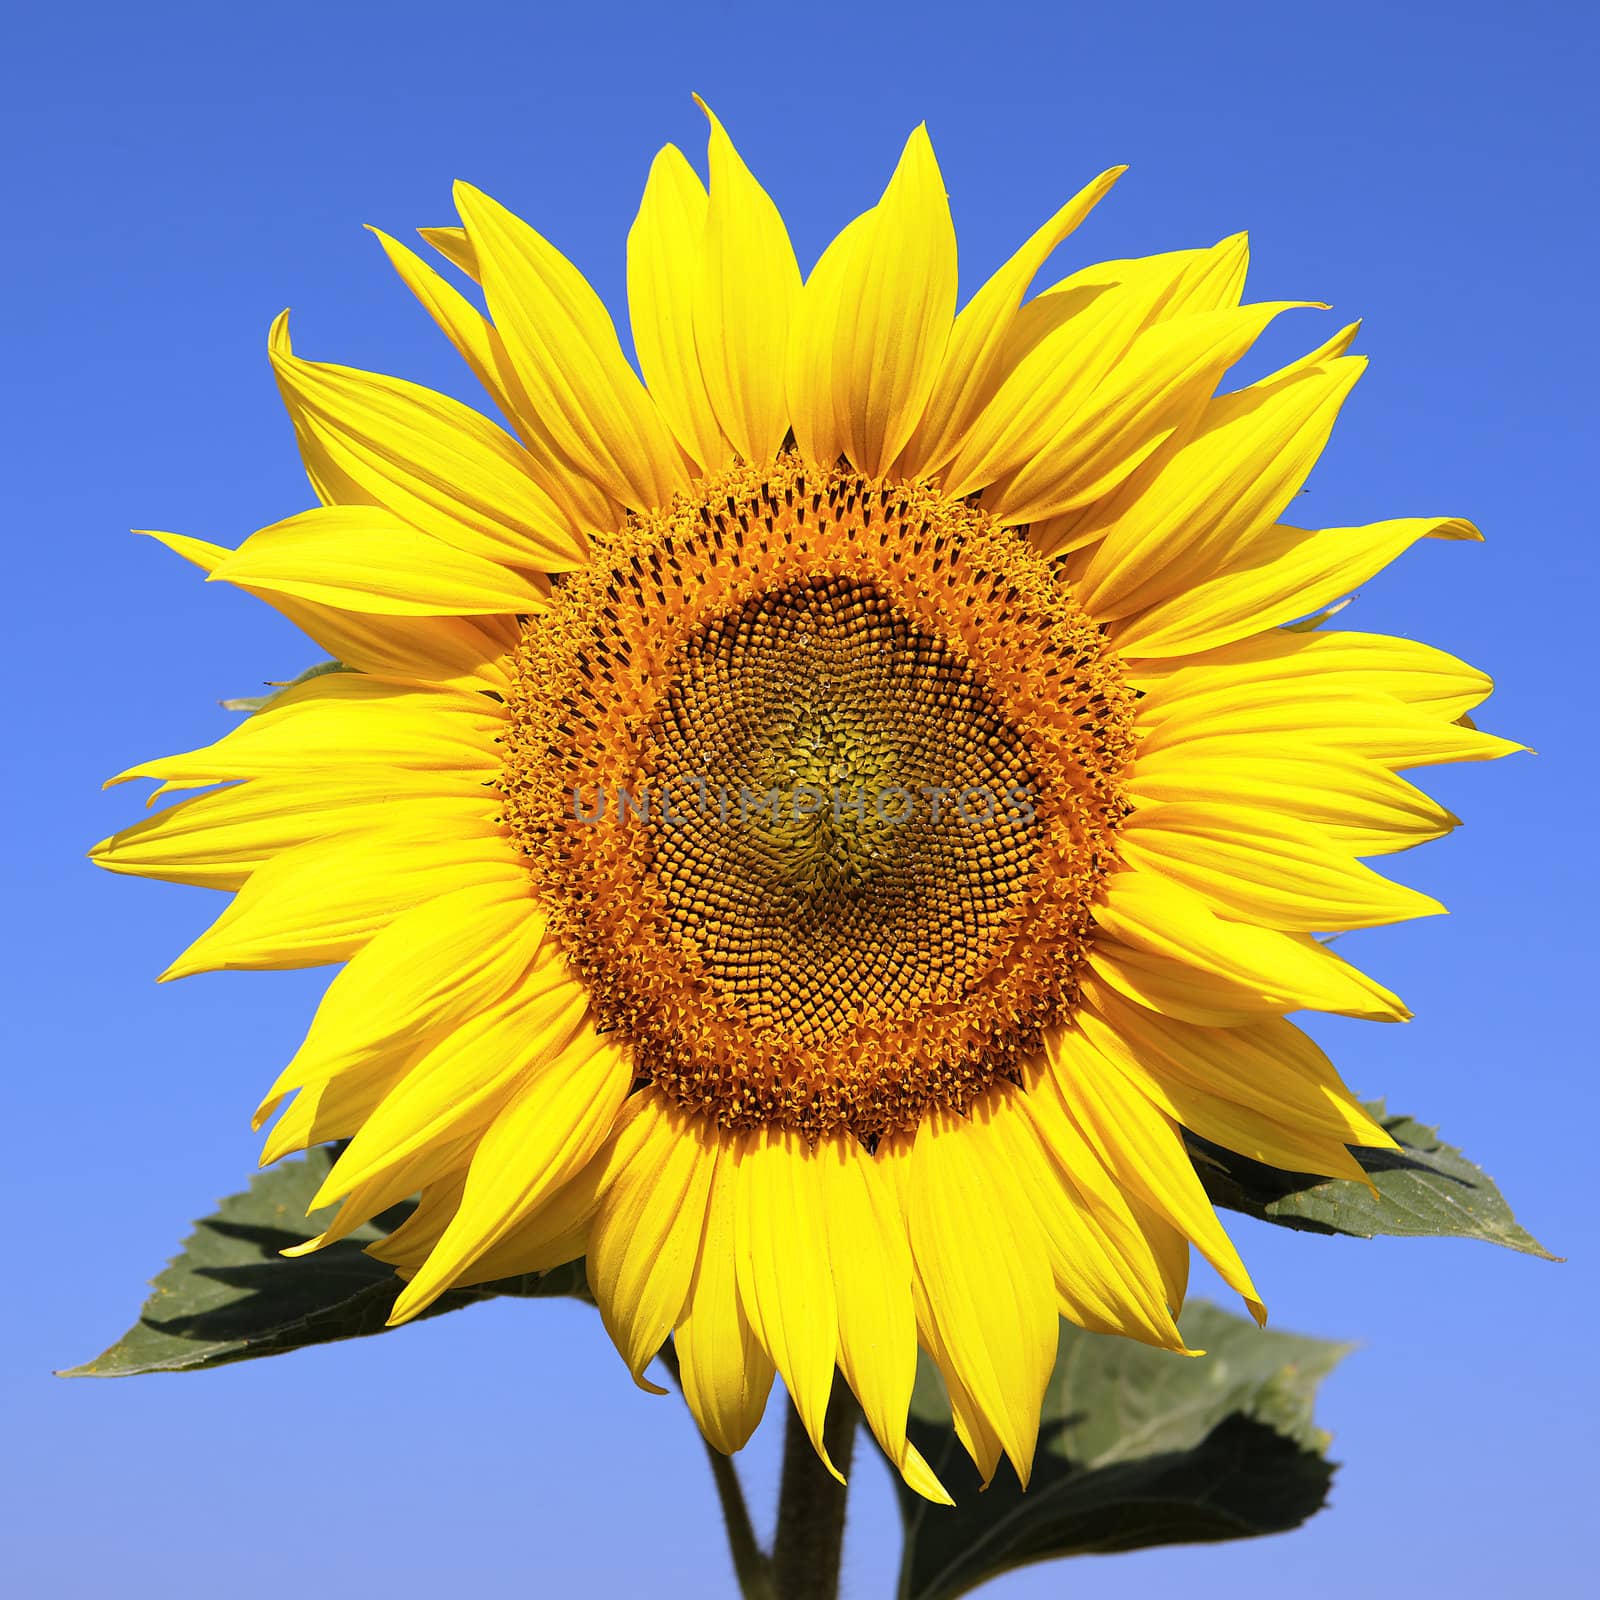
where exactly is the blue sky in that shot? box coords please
[5,1,1594,1594]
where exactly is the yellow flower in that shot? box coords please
[94,106,1517,1503]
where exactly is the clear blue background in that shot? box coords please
[5,1,1593,1594]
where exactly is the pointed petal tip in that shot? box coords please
[897,1445,956,1504]
[691,92,725,140]
[449,178,489,217]
[386,1278,437,1327]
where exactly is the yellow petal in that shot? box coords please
[268,612,514,696]
[941,236,1253,502]
[289,1132,474,1256]
[432,1167,599,1284]
[387,1026,635,1322]
[269,313,585,570]
[1134,682,1525,771]
[255,877,547,1126]
[985,300,1319,525]
[910,1270,1006,1486]
[986,1092,1189,1350]
[1122,1195,1192,1320]
[1045,1025,1266,1322]
[1075,1030,1373,1187]
[365,1172,470,1274]
[1124,746,1459,857]
[785,209,875,469]
[92,773,496,893]
[881,1132,1006,1482]
[675,1144,777,1455]
[589,1104,716,1388]
[732,1127,840,1477]
[142,529,518,695]
[418,225,478,279]
[453,182,687,512]
[908,1105,1058,1488]
[627,144,734,474]
[367,226,529,434]
[1159,231,1251,320]
[1074,342,1366,621]
[211,505,549,615]
[801,125,957,478]
[693,99,800,463]
[1090,869,1409,1022]
[375,1147,607,1285]
[1132,627,1494,720]
[1080,983,1396,1157]
[107,674,503,794]
[818,1137,952,1504]
[160,821,518,979]
[316,961,590,1208]
[897,167,1125,479]
[367,226,617,538]
[260,1055,411,1168]
[1115,517,1484,657]
[1116,800,1445,930]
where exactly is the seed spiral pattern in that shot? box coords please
[647,573,1041,1041]
[501,458,1138,1142]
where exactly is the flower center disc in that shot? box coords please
[502,459,1136,1143]
[645,572,1041,1041]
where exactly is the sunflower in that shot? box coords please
[94,105,1517,1503]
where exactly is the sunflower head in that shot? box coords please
[95,103,1517,1501]
[502,456,1137,1144]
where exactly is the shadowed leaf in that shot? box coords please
[891,1304,1346,1600]
[62,1147,587,1377]
[1190,1101,1556,1259]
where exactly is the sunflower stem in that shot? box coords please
[770,1391,859,1600]
[658,1343,776,1599]
[705,1438,776,1600]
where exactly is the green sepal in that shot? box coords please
[219,658,346,714]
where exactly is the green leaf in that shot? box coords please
[892,1304,1347,1600]
[1189,1101,1557,1259]
[62,1148,588,1377]
[220,658,346,713]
